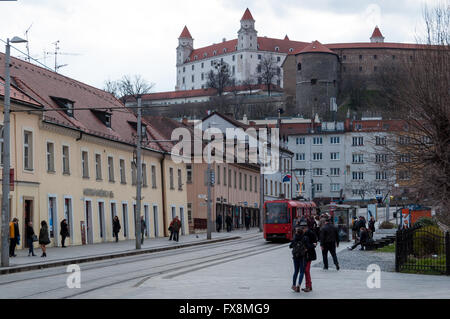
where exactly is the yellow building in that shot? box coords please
[0,53,188,249]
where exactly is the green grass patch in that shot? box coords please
[375,243,396,253]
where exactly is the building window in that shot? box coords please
[330,136,340,144]
[244,174,247,191]
[352,171,364,180]
[186,164,192,183]
[330,168,340,176]
[315,184,323,193]
[108,156,114,182]
[175,168,182,190]
[312,137,323,145]
[46,142,55,172]
[376,171,387,180]
[131,161,137,185]
[228,169,232,188]
[297,169,306,176]
[62,145,70,174]
[312,153,323,161]
[331,183,340,192]
[359,66,363,72]
[374,55,377,59]
[169,167,174,190]
[81,151,89,178]
[239,172,242,190]
[0,125,3,165]
[120,159,126,184]
[330,152,340,160]
[352,136,364,146]
[234,170,237,189]
[296,137,305,144]
[277,56,281,62]
[151,165,157,188]
[313,168,323,176]
[359,55,363,60]
[95,154,102,180]
[376,154,388,163]
[24,131,33,170]
[399,170,411,180]
[249,175,252,192]
[375,136,386,145]
[223,166,227,186]
[374,66,378,72]
[311,79,317,85]
[183,66,185,73]
[352,153,364,163]
[296,153,305,161]
[142,163,147,187]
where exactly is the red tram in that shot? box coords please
[263,199,317,241]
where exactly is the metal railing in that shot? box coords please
[395,224,449,275]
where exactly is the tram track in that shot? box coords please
[14,238,287,299]
[0,234,262,287]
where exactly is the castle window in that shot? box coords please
[392,55,396,60]
[359,55,363,60]
[258,54,261,60]
[297,63,301,70]
[223,48,227,53]
[289,48,293,52]
[374,66,378,72]
[194,55,198,60]
[311,79,317,85]
[373,55,377,59]
[203,53,207,57]
[257,44,260,49]
[275,46,279,52]
[213,50,217,56]
[277,56,281,62]
[359,66,363,72]
[343,55,346,60]
[240,54,243,59]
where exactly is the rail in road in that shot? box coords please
[0,235,288,299]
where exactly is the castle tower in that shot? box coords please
[177,26,193,66]
[237,8,257,51]
[295,40,339,119]
[370,26,385,43]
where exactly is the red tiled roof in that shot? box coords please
[296,40,337,55]
[0,76,42,107]
[241,8,254,21]
[351,119,407,132]
[179,26,193,39]
[371,26,384,39]
[325,42,431,50]
[125,84,282,102]
[188,37,309,62]
[0,52,163,152]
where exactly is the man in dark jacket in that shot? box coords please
[140,216,147,245]
[301,220,317,292]
[60,219,69,247]
[319,218,340,270]
[9,218,20,257]
[216,214,223,232]
[171,216,182,242]
[244,213,251,230]
[113,216,121,242]
[225,213,232,232]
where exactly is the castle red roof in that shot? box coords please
[371,26,384,39]
[179,26,193,39]
[297,40,337,55]
[241,8,254,21]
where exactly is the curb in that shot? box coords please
[0,236,241,275]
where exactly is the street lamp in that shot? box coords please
[2,36,28,267]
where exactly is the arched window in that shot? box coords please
[275,46,279,52]
[297,63,301,71]
[289,48,293,52]
[203,52,208,57]
[194,55,198,60]
[213,50,217,56]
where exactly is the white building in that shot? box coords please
[175,8,309,91]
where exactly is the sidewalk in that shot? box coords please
[0,228,261,274]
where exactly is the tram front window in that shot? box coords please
[265,203,289,224]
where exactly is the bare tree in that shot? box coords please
[241,77,256,95]
[103,79,120,98]
[206,60,232,96]
[104,75,154,103]
[379,3,450,228]
[256,55,279,96]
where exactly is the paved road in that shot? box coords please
[1,232,449,299]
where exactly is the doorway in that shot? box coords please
[23,198,33,248]
[85,200,93,244]
[98,201,106,242]
[48,196,58,246]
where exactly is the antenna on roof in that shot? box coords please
[24,23,33,62]
[46,40,81,72]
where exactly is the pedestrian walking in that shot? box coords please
[319,217,340,270]
[368,216,375,235]
[168,220,174,240]
[289,227,311,292]
[39,221,51,258]
[225,213,232,232]
[171,216,182,242]
[244,213,251,230]
[60,219,69,247]
[112,216,121,242]
[25,221,37,257]
[9,218,20,257]
[216,214,223,233]
[301,220,317,292]
[140,216,146,245]
[351,217,358,240]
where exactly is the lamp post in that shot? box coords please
[2,37,28,267]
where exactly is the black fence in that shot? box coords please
[395,225,450,275]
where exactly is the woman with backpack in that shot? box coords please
[289,227,311,293]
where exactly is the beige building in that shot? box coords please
[0,53,188,250]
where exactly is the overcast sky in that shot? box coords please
[0,0,440,93]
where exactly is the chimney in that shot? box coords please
[344,118,351,131]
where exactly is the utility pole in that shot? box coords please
[135,96,142,249]
[2,36,27,267]
[1,39,12,267]
[259,142,265,232]
[206,123,212,240]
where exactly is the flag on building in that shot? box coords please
[282,174,291,182]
